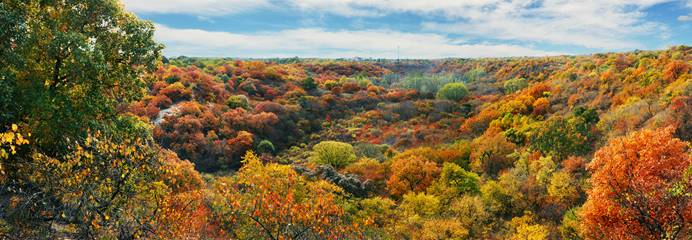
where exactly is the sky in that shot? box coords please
[121,0,692,59]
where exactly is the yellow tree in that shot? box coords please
[507,213,549,240]
[215,151,362,239]
[21,132,165,238]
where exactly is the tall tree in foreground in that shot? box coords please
[581,127,691,239]
[0,0,162,154]
[0,0,163,238]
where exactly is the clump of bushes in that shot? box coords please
[310,141,357,169]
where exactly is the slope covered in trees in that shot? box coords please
[1,1,691,239]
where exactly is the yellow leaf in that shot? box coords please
[11,124,18,132]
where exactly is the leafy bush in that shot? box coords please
[436,82,469,101]
[438,162,480,194]
[427,163,480,204]
[256,140,275,154]
[354,143,388,161]
[225,95,250,109]
[503,77,529,94]
[160,82,192,102]
[310,141,357,169]
[530,107,599,159]
[302,76,317,90]
[462,67,486,82]
[399,73,460,95]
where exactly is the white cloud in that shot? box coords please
[121,0,268,16]
[292,0,671,49]
[154,24,563,58]
[680,0,692,20]
[120,0,676,51]
[290,0,499,17]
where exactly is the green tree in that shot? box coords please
[400,73,459,95]
[530,107,599,159]
[0,1,163,237]
[393,192,444,239]
[310,141,357,169]
[302,75,317,90]
[439,162,480,194]
[226,95,250,109]
[399,192,441,218]
[436,82,469,101]
[0,0,162,155]
[462,67,486,82]
[504,77,529,94]
[427,162,480,204]
[560,207,584,240]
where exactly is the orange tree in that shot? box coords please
[152,150,229,239]
[213,151,362,239]
[581,127,691,239]
[387,155,441,197]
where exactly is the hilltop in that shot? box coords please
[0,1,689,237]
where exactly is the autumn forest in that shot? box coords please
[1,1,691,239]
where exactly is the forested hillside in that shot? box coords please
[1,1,690,239]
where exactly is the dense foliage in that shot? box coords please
[581,127,690,239]
[437,82,470,101]
[1,1,691,239]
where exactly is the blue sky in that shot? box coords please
[122,0,692,59]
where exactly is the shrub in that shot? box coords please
[159,82,193,102]
[438,162,481,194]
[310,141,357,169]
[256,140,275,154]
[470,128,516,176]
[225,95,249,109]
[503,77,528,94]
[344,158,387,192]
[399,192,441,217]
[436,82,469,101]
[354,143,388,161]
[302,76,318,90]
[427,162,481,204]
